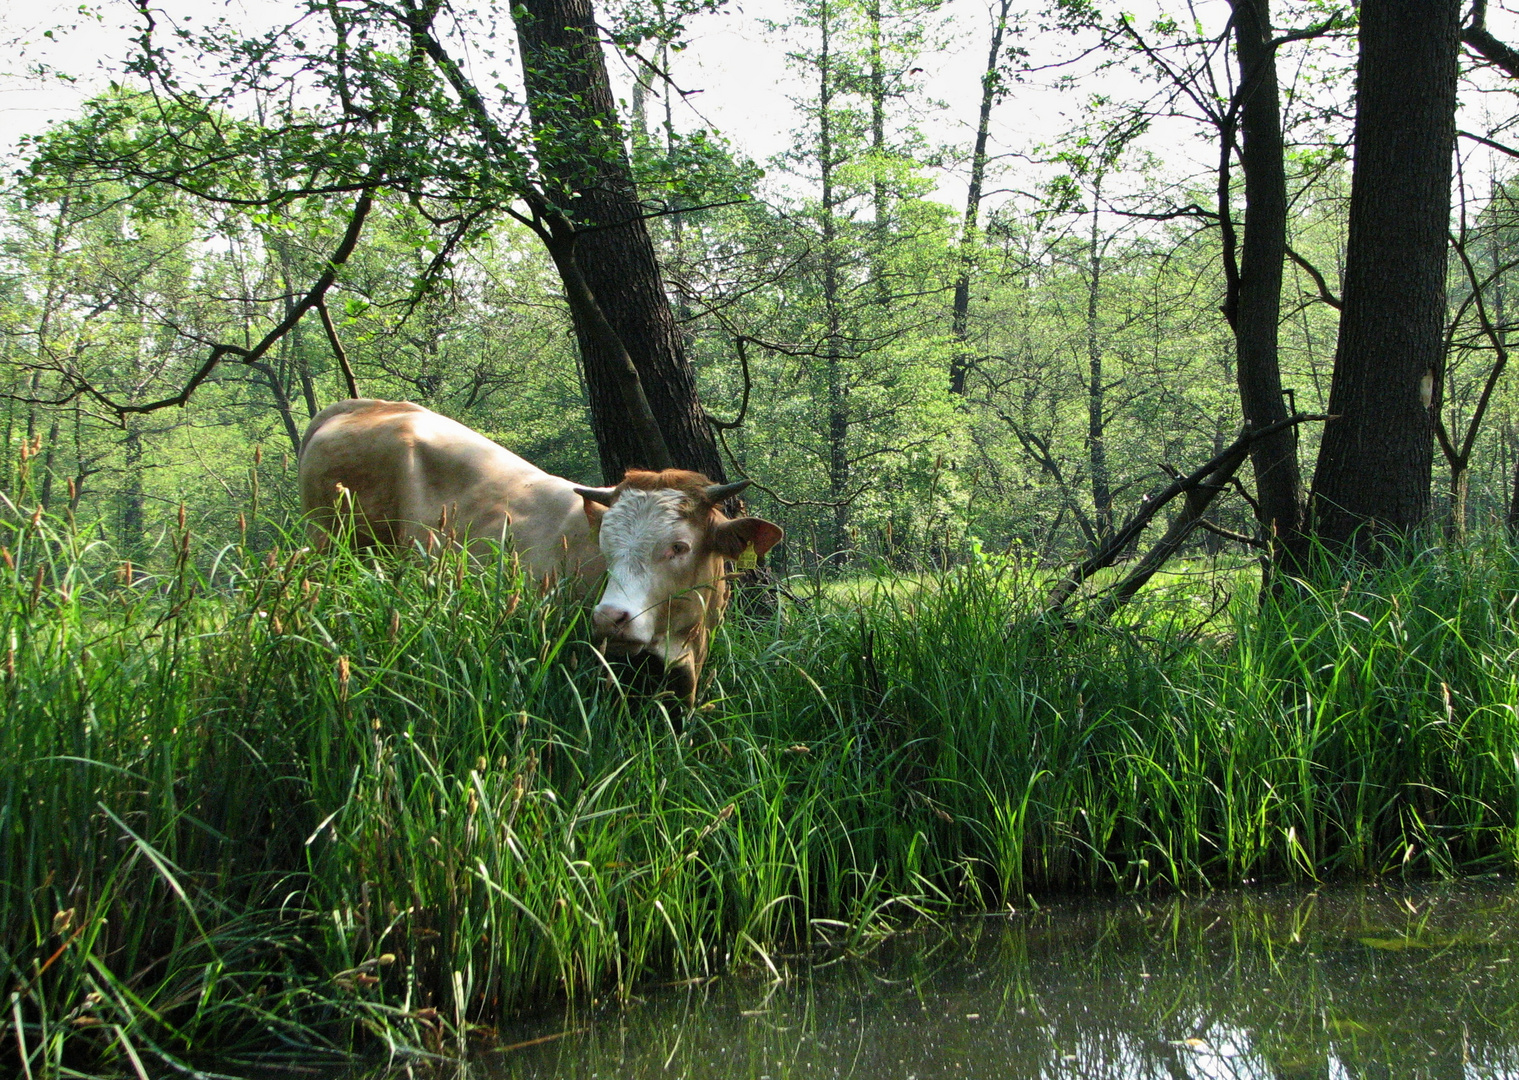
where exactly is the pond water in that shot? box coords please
[474,878,1519,1079]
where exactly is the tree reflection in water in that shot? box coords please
[440,879,1519,1079]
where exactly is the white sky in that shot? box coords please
[1,1,1515,220]
[0,0,1176,214]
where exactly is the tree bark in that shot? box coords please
[543,222,673,471]
[1308,0,1459,553]
[513,0,726,484]
[1228,0,1306,574]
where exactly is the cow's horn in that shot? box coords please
[573,486,617,506]
[704,479,752,503]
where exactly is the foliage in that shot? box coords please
[1,0,1516,567]
[3,503,1519,1071]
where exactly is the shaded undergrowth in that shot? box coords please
[3,512,1519,1074]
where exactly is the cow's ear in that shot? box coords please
[579,493,608,537]
[714,516,784,559]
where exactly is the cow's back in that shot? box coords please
[298,399,600,580]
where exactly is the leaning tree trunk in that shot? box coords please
[1229,0,1307,575]
[513,0,728,484]
[1308,0,1459,554]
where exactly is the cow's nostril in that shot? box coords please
[594,605,632,633]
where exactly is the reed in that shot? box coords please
[2,511,1518,1073]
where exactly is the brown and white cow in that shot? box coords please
[574,470,784,704]
[298,398,605,582]
[299,399,784,704]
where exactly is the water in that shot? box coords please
[476,878,1519,1079]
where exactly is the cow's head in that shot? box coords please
[573,469,783,705]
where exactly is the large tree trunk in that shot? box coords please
[1229,0,1306,574]
[513,0,727,484]
[1308,0,1459,552]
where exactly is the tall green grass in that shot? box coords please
[3,511,1519,1073]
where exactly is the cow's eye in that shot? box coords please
[669,541,691,557]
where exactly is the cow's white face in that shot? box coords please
[576,471,783,706]
[590,488,717,676]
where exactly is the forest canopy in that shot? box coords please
[0,0,1515,574]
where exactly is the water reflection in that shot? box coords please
[473,879,1519,1079]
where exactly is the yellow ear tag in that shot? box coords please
[736,543,758,571]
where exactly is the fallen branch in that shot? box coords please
[1046,413,1332,613]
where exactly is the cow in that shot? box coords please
[298,398,604,582]
[574,470,784,706]
[299,399,784,705]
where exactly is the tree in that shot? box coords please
[759,0,955,562]
[15,0,738,487]
[949,0,1020,396]
[1086,1,1352,575]
[1226,0,1308,574]
[1308,0,1461,551]
[512,0,730,482]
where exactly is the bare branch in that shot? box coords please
[1457,129,1519,160]
[1285,245,1342,309]
[1449,231,1511,468]
[1463,25,1519,80]
[1196,518,1266,548]
[2,191,375,420]
[707,337,752,431]
[1271,10,1353,50]
[573,197,752,237]
[1107,204,1220,223]
[317,299,361,400]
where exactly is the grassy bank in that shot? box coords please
[4,513,1519,1074]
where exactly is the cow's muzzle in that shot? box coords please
[591,602,650,649]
